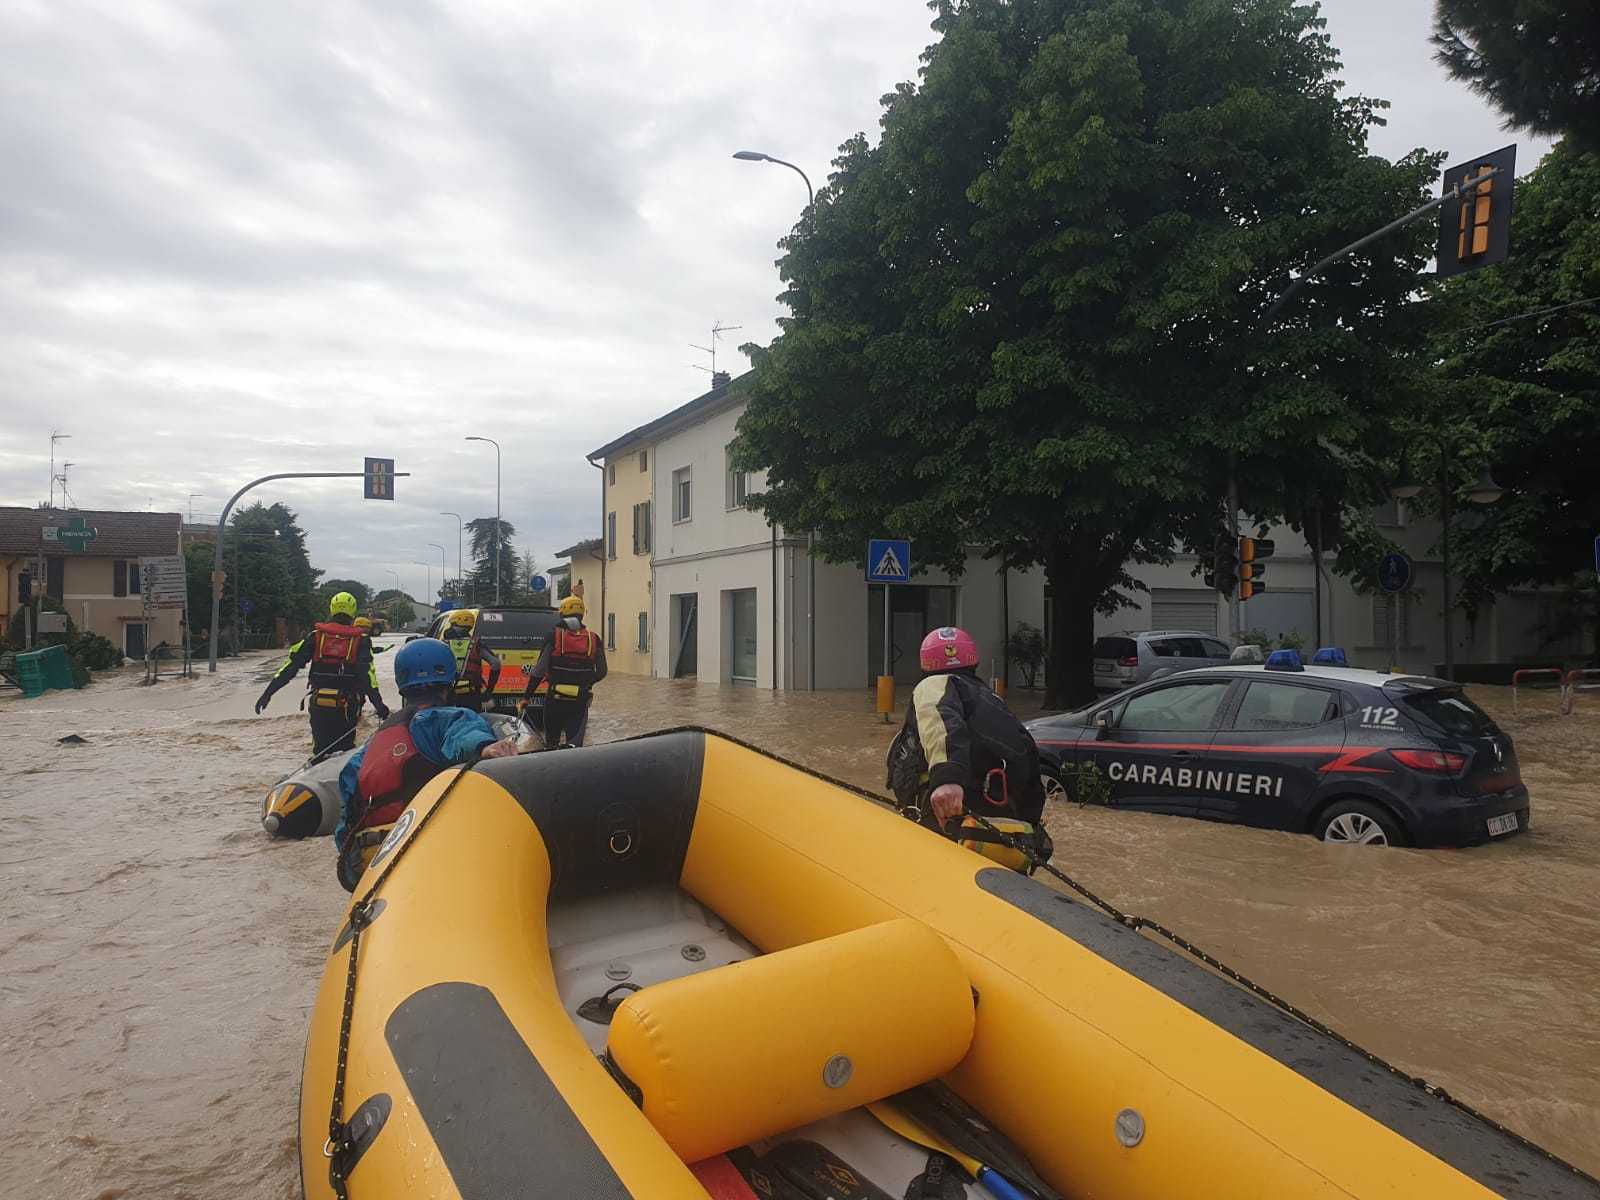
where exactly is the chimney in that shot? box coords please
[711,370,731,390]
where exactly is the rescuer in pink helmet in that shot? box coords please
[886,626,1046,830]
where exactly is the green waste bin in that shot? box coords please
[41,645,75,690]
[15,649,49,698]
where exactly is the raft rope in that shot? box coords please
[322,760,483,1199]
[958,807,1600,1189]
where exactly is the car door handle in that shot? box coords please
[1170,750,1199,759]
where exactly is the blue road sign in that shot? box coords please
[239,598,254,615]
[1378,551,1413,594]
[866,539,911,584]
[529,574,548,593]
[436,598,454,611]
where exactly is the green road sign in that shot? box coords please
[45,515,99,552]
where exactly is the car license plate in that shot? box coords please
[1486,813,1519,837]
[1095,663,1113,673]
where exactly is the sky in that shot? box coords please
[0,0,1550,604]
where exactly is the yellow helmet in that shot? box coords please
[329,591,358,618]
[559,595,586,617]
[445,609,477,630]
[353,616,373,630]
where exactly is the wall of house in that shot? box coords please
[600,444,655,674]
[652,546,780,688]
[56,555,182,654]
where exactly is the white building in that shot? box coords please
[589,376,1573,691]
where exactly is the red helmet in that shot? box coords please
[920,626,979,673]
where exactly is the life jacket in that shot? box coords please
[308,621,363,684]
[352,708,448,835]
[547,626,598,699]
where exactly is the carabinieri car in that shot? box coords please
[1026,651,1529,847]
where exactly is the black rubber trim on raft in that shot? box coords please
[978,869,1600,1200]
[474,730,704,903]
[385,982,635,1199]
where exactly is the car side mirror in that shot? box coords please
[1094,710,1113,737]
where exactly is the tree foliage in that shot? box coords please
[1426,142,1600,650]
[465,517,520,605]
[736,0,1440,703]
[316,578,373,614]
[374,588,417,628]
[1432,0,1600,147]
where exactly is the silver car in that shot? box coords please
[1092,630,1233,691]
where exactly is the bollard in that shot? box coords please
[876,675,895,723]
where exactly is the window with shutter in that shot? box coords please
[128,562,141,595]
[631,505,640,555]
[637,611,648,651]
[113,560,128,597]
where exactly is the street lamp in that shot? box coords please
[385,569,402,627]
[1392,452,1503,681]
[414,561,433,613]
[429,542,447,603]
[464,436,502,604]
[440,511,463,601]
[734,148,817,688]
[732,149,813,208]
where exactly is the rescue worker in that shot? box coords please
[524,595,607,747]
[887,626,1046,830]
[255,592,389,756]
[334,637,519,891]
[441,609,502,713]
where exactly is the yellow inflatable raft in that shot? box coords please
[299,730,1598,1199]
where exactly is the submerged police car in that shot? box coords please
[1028,649,1528,847]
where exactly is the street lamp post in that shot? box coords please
[415,562,433,614]
[734,148,818,689]
[386,569,401,627]
[1392,451,1502,681]
[440,512,463,601]
[464,437,502,604]
[429,543,447,604]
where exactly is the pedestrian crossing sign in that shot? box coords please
[866,538,911,584]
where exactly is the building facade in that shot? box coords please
[1,508,185,658]
[587,382,1572,691]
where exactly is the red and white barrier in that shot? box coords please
[1511,668,1566,716]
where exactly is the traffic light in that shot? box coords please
[364,457,395,501]
[1437,144,1515,278]
[1210,535,1238,597]
[1240,536,1275,600]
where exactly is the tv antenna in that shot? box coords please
[690,319,742,377]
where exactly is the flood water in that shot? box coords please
[2,647,1597,1197]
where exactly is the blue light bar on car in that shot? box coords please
[1310,647,1348,666]
[1264,649,1304,672]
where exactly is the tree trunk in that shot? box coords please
[1043,539,1102,710]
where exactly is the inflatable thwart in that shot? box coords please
[299,730,1600,1199]
[262,713,523,838]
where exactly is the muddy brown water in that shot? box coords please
[2,650,1597,1197]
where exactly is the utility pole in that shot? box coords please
[1227,466,1241,641]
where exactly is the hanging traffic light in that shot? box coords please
[1240,536,1275,600]
[1436,144,1515,278]
[1211,535,1239,597]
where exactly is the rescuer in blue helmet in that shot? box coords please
[333,637,519,891]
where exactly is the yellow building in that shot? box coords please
[586,433,656,675]
[1,507,185,658]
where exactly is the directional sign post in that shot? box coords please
[867,539,911,718]
[1378,552,1412,673]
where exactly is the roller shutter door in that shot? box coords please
[1150,589,1219,635]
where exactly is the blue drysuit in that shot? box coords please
[335,705,499,845]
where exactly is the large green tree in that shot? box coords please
[224,502,320,641]
[1432,1,1600,147]
[374,588,417,628]
[736,0,1439,704]
[1427,141,1600,652]
[465,517,520,605]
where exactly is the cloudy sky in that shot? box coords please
[0,0,1548,602]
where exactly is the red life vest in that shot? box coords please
[310,621,363,679]
[353,709,447,832]
[548,626,598,696]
